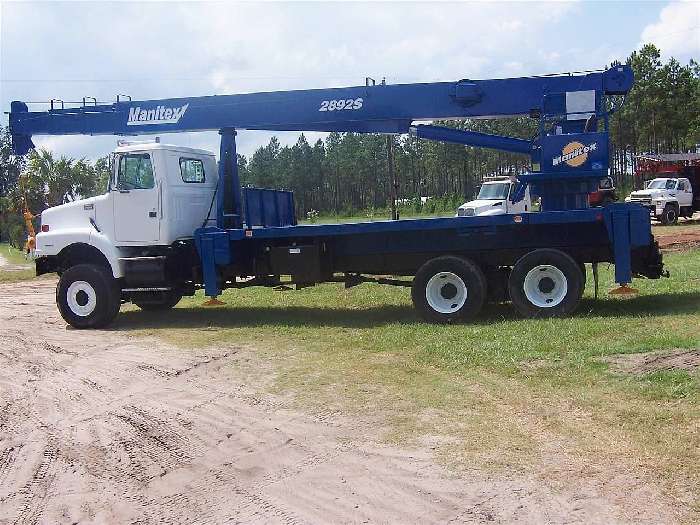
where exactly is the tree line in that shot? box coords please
[0,134,110,246]
[1,44,698,246]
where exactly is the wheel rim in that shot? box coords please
[668,209,676,222]
[425,272,467,314]
[67,280,97,317]
[523,265,568,308]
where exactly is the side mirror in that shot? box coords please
[109,153,119,191]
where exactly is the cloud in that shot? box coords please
[640,0,700,58]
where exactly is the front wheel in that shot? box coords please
[508,249,584,318]
[56,264,121,328]
[411,256,486,323]
[659,204,679,225]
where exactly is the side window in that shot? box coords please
[117,154,154,190]
[678,181,686,191]
[665,179,676,190]
[180,158,206,183]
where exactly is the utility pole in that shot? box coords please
[387,134,398,220]
[380,76,399,221]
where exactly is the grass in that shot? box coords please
[0,242,31,265]
[115,247,700,517]
[301,208,455,224]
[0,243,35,283]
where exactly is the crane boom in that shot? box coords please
[9,66,632,155]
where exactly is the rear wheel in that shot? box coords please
[411,256,486,323]
[56,264,121,328]
[508,249,584,318]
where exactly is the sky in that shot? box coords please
[1,0,698,161]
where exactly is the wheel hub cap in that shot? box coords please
[523,265,568,308]
[67,281,97,317]
[426,272,468,314]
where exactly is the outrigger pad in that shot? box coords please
[202,297,226,306]
[609,285,639,297]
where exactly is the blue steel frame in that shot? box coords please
[193,203,653,297]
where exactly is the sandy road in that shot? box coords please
[0,275,682,524]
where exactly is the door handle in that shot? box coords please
[149,211,157,218]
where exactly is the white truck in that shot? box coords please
[456,177,531,217]
[626,176,696,225]
[35,141,218,325]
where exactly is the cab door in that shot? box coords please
[113,153,160,243]
[677,179,693,208]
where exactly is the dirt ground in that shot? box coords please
[0,261,686,524]
[654,228,700,252]
[603,348,700,374]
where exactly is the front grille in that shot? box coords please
[630,196,652,205]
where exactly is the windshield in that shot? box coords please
[477,182,510,200]
[647,179,676,190]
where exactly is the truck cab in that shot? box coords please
[626,176,694,224]
[37,141,217,260]
[456,177,530,217]
[35,142,218,324]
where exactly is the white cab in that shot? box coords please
[456,178,531,217]
[35,142,218,277]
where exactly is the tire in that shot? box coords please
[132,290,183,311]
[508,249,584,318]
[411,256,486,323]
[56,264,121,328]
[660,204,678,225]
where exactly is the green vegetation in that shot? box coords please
[1,242,30,265]
[0,242,34,282]
[118,248,700,514]
[0,127,110,248]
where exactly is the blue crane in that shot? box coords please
[8,64,665,328]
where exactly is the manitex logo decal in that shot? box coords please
[552,141,598,168]
[127,103,189,126]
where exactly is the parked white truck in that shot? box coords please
[626,176,696,225]
[456,177,531,217]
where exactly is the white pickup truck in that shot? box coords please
[626,177,696,224]
[456,177,530,217]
